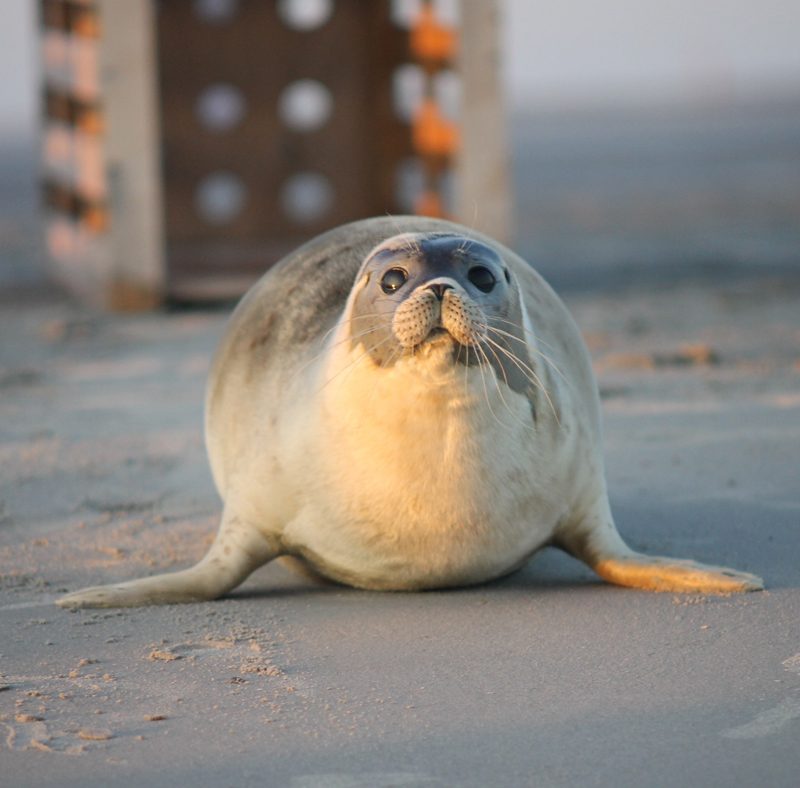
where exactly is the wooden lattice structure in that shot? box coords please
[41,0,509,307]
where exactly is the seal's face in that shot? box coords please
[347,233,532,394]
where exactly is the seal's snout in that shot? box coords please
[426,282,452,301]
[392,288,440,348]
[392,283,487,350]
[441,289,487,347]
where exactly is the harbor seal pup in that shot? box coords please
[57,216,763,607]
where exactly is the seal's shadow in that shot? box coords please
[225,546,603,601]
[225,493,796,601]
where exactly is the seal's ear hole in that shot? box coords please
[468,265,496,293]
[381,268,408,293]
[504,268,511,284]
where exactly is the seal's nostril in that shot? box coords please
[427,283,452,301]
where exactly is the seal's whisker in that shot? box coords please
[483,339,510,388]
[335,334,397,392]
[483,315,549,348]
[398,238,414,257]
[316,309,396,352]
[383,227,421,257]
[310,335,394,398]
[482,335,560,425]
[381,341,403,372]
[473,343,494,422]
[341,310,398,326]
[316,310,396,351]
[482,342,535,431]
[341,325,386,346]
[456,206,479,253]
[485,322,571,387]
[481,334,543,395]
[467,341,504,429]
[484,316,565,359]
[454,340,467,398]
[342,318,392,341]
[473,342,514,431]
[463,341,470,401]
[384,212,405,241]
[290,322,392,385]
[345,336,398,380]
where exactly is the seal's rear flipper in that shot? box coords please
[57,506,280,608]
[555,496,764,594]
[591,555,764,594]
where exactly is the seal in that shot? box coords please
[57,216,763,608]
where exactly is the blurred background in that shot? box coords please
[1,0,799,298]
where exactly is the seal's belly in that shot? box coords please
[271,334,578,590]
[285,507,556,591]
[281,435,567,590]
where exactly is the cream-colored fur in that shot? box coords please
[280,312,565,589]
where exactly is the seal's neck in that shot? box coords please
[320,332,530,452]
[312,331,538,544]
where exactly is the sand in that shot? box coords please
[1,278,799,787]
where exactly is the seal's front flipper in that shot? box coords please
[57,507,279,609]
[555,496,764,594]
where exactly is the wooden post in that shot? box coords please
[97,0,165,309]
[42,0,165,309]
[456,0,512,244]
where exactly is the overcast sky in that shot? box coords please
[1,0,799,138]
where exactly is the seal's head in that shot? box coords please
[345,233,532,393]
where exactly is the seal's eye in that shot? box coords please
[468,265,496,293]
[381,268,408,293]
